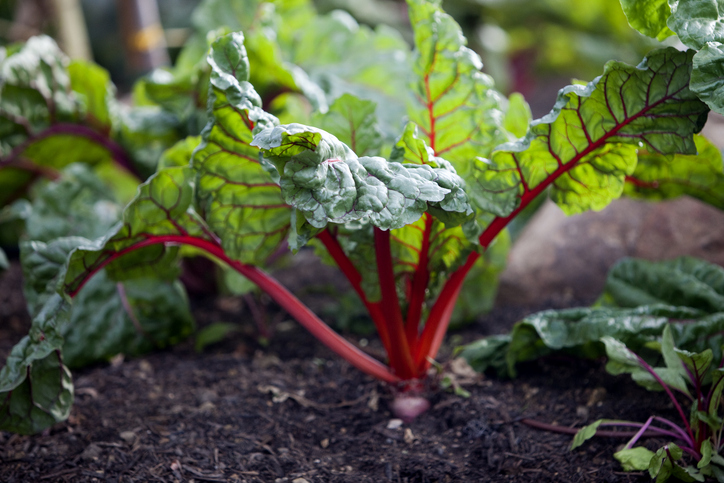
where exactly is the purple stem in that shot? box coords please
[653,417,696,448]
[635,352,695,443]
[600,421,689,444]
[626,416,654,449]
[2,123,141,179]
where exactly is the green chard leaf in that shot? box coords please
[193,32,290,265]
[0,236,75,434]
[615,446,657,471]
[503,93,532,140]
[117,106,181,178]
[471,48,708,219]
[691,41,724,115]
[310,93,383,157]
[458,304,705,377]
[666,1,724,116]
[571,419,608,450]
[253,123,471,233]
[22,164,121,243]
[0,36,142,207]
[624,134,724,210]
[158,136,201,170]
[191,0,325,112]
[619,0,675,41]
[407,0,508,172]
[601,257,724,314]
[649,443,697,482]
[64,166,210,293]
[0,315,73,435]
[667,0,724,50]
[63,273,194,368]
[68,59,117,132]
[283,9,411,139]
[18,165,195,369]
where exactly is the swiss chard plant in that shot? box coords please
[1,0,724,434]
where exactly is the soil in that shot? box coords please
[0,260,682,483]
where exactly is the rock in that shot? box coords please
[497,197,724,306]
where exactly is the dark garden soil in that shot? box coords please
[0,260,681,483]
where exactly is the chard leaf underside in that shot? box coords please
[625,134,724,209]
[619,0,674,41]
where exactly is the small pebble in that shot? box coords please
[387,419,403,430]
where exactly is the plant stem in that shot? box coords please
[316,229,390,354]
[405,214,432,348]
[625,416,654,449]
[374,227,416,379]
[636,353,695,444]
[68,234,400,384]
[414,250,479,371]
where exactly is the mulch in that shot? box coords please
[0,261,677,482]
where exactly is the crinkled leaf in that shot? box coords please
[63,273,194,368]
[691,42,724,116]
[625,134,724,209]
[570,419,607,450]
[454,333,511,375]
[458,304,705,377]
[0,36,76,142]
[191,0,323,108]
[601,257,724,314]
[310,93,382,157]
[254,124,471,233]
[21,237,87,317]
[619,0,674,40]
[615,446,657,471]
[472,48,708,219]
[23,164,120,243]
[64,166,209,293]
[0,36,139,206]
[193,32,290,264]
[0,339,73,435]
[667,0,724,50]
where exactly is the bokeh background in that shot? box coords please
[0,0,663,116]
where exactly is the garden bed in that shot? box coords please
[0,262,674,482]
